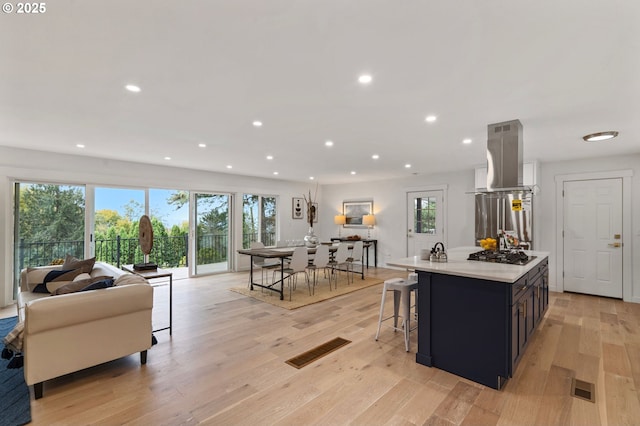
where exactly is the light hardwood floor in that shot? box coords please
[2,267,640,425]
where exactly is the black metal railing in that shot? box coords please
[17,231,276,270]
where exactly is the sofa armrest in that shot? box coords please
[25,284,153,335]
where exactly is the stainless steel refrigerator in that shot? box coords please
[475,191,533,250]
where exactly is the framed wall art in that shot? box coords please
[343,200,373,227]
[292,197,304,219]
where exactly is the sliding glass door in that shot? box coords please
[192,192,232,275]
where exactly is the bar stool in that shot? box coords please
[375,274,418,352]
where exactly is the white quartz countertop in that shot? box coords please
[387,246,549,283]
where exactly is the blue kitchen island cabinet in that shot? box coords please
[387,247,549,390]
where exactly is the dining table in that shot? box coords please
[237,243,368,300]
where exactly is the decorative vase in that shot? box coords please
[304,227,319,247]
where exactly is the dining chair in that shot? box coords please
[248,241,280,289]
[328,243,349,290]
[306,244,330,295]
[276,246,310,300]
[345,241,364,284]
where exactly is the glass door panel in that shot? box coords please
[149,188,189,268]
[193,192,231,275]
[94,187,145,267]
[14,182,86,296]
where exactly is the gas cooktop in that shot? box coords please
[467,250,535,266]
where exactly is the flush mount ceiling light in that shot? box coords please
[164,156,171,160]
[405,164,412,168]
[425,115,437,123]
[372,154,379,159]
[76,144,85,148]
[266,155,274,160]
[358,74,372,84]
[463,138,472,144]
[583,131,619,142]
[252,121,263,127]
[125,84,141,93]
[198,143,206,148]
[325,140,334,147]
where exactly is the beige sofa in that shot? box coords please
[18,261,153,399]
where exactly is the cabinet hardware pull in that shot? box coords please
[521,300,527,318]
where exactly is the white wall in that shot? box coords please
[0,146,320,307]
[319,169,477,266]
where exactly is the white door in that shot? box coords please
[407,190,444,257]
[563,178,623,298]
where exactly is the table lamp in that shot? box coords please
[334,214,346,237]
[363,214,375,239]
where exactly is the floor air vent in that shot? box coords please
[571,378,595,403]
[286,337,351,369]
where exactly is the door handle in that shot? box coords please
[608,242,621,248]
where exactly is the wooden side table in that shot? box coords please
[122,265,173,335]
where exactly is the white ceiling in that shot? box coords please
[1,1,639,184]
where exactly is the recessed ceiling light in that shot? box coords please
[309,176,315,180]
[164,156,171,160]
[372,154,380,159]
[266,155,274,160]
[583,131,619,142]
[350,171,356,175]
[463,138,472,144]
[405,164,412,168]
[252,121,263,127]
[425,115,437,123]
[325,140,334,147]
[198,143,206,148]
[358,74,373,84]
[226,165,232,169]
[273,171,279,175]
[76,144,85,148]
[125,84,141,93]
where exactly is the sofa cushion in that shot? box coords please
[53,276,114,295]
[62,255,96,274]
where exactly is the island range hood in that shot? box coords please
[487,119,524,191]
[475,119,534,249]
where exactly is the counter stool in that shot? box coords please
[375,275,418,352]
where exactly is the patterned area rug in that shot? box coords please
[230,273,383,310]
[1,316,31,426]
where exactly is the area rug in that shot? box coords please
[1,316,31,426]
[230,274,383,310]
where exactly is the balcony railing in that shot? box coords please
[17,232,275,270]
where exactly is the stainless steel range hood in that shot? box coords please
[487,119,523,191]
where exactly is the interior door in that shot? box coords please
[563,178,623,298]
[407,190,444,257]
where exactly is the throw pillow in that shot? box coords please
[43,269,85,293]
[53,276,114,295]
[61,255,96,274]
[114,274,148,287]
[81,278,114,292]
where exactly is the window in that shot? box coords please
[243,194,277,248]
[414,196,437,234]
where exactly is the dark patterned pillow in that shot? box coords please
[53,276,114,295]
[42,269,86,293]
[61,255,96,274]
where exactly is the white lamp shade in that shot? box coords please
[363,214,376,226]
[334,214,346,225]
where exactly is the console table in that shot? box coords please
[122,265,173,335]
[331,238,377,267]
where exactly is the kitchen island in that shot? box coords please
[387,247,549,389]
